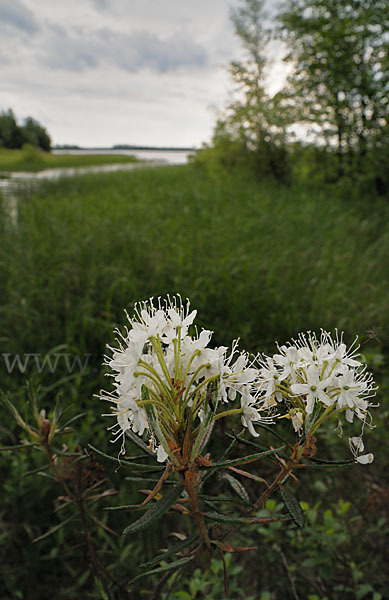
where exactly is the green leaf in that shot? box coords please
[22,464,50,478]
[104,504,146,512]
[280,487,305,528]
[304,461,352,470]
[33,514,77,543]
[88,444,164,471]
[125,475,175,484]
[207,446,284,470]
[60,412,87,430]
[309,457,354,465]
[223,473,250,503]
[1,397,36,437]
[356,585,374,600]
[122,484,184,535]
[0,443,35,451]
[203,512,259,525]
[125,428,155,456]
[199,494,250,507]
[140,534,199,569]
[175,592,192,600]
[128,556,191,585]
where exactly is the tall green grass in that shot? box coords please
[1,164,388,366]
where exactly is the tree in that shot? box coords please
[278,0,389,175]
[21,117,51,151]
[0,109,24,149]
[0,109,51,151]
[205,0,291,181]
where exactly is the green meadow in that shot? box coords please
[2,164,388,359]
[1,164,388,598]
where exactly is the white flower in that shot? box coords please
[335,370,369,412]
[157,444,169,462]
[220,348,258,403]
[291,410,304,433]
[356,453,374,464]
[274,345,300,381]
[240,391,262,437]
[291,364,335,413]
[349,436,374,465]
[257,356,285,404]
[260,330,377,464]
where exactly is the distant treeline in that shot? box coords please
[53,144,195,151]
[0,109,51,152]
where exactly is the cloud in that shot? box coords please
[91,0,110,10]
[110,30,208,73]
[0,0,38,33]
[41,25,208,73]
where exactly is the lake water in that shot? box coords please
[52,147,193,164]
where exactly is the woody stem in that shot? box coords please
[183,469,211,550]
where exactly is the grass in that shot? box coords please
[0,146,138,172]
[1,164,388,384]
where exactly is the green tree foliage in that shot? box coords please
[21,117,51,151]
[0,109,24,149]
[199,0,291,182]
[0,109,51,151]
[278,0,389,176]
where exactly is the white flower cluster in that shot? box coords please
[256,331,377,463]
[100,296,271,462]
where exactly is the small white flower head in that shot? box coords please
[258,330,377,463]
[256,355,285,406]
[99,295,272,462]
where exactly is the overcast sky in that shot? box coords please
[0,0,287,147]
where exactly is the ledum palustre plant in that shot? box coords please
[2,295,378,595]
[94,295,377,586]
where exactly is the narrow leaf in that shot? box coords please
[223,473,250,503]
[199,494,250,507]
[140,534,199,569]
[280,487,305,527]
[203,512,261,525]
[33,515,76,543]
[125,476,175,484]
[129,557,191,585]
[309,457,354,465]
[207,446,284,470]
[122,484,184,535]
[104,504,146,512]
[125,428,155,456]
[88,444,164,471]
[203,511,290,525]
[303,462,352,470]
[60,412,87,430]
[0,443,35,451]
[22,464,50,478]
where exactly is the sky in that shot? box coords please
[0,0,288,148]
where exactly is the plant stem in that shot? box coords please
[182,469,211,550]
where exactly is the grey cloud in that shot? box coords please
[42,25,208,73]
[0,0,38,33]
[91,0,110,10]
[43,25,99,71]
